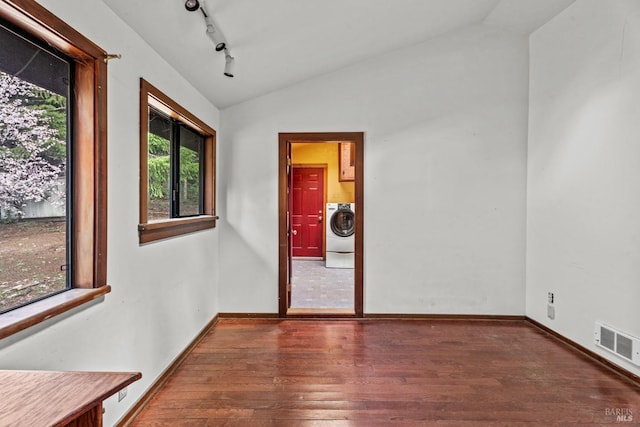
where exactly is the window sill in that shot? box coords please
[0,286,111,340]
[138,215,218,244]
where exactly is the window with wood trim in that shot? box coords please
[0,0,109,338]
[138,79,216,244]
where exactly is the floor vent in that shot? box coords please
[594,322,640,366]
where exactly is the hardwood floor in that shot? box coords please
[129,319,640,426]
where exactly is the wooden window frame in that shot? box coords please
[138,78,217,244]
[0,0,110,339]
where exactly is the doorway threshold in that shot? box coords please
[286,307,356,318]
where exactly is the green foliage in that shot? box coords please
[147,133,201,202]
[179,145,200,205]
[179,145,200,182]
[148,132,170,156]
[148,134,170,199]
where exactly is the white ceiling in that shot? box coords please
[101,0,575,109]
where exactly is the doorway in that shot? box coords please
[278,132,364,317]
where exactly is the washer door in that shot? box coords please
[330,206,355,237]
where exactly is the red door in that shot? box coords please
[291,167,324,257]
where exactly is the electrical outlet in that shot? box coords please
[547,304,555,320]
[548,292,554,304]
[118,387,128,402]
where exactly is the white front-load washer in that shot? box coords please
[325,203,355,268]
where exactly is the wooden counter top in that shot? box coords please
[0,370,141,426]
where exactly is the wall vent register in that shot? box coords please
[594,321,640,366]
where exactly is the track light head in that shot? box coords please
[224,52,235,78]
[205,17,227,52]
[184,0,200,12]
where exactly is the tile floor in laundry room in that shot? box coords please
[290,259,354,308]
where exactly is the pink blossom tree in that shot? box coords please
[0,72,65,220]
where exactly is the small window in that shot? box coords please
[139,79,216,243]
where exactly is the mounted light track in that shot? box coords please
[184,0,235,77]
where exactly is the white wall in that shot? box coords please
[527,0,640,376]
[219,25,529,315]
[0,0,221,424]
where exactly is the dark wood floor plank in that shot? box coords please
[129,319,640,426]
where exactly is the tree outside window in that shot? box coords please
[0,68,69,312]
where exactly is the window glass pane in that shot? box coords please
[147,107,171,221]
[177,126,203,217]
[0,24,69,313]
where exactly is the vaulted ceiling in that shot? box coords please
[102,0,575,109]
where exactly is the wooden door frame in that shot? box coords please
[278,132,364,318]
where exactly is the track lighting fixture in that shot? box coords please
[223,50,235,78]
[184,0,235,77]
[184,0,199,12]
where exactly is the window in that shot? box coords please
[0,0,109,338]
[147,108,204,220]
[138,79,216,243]
[0,22,71,313]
